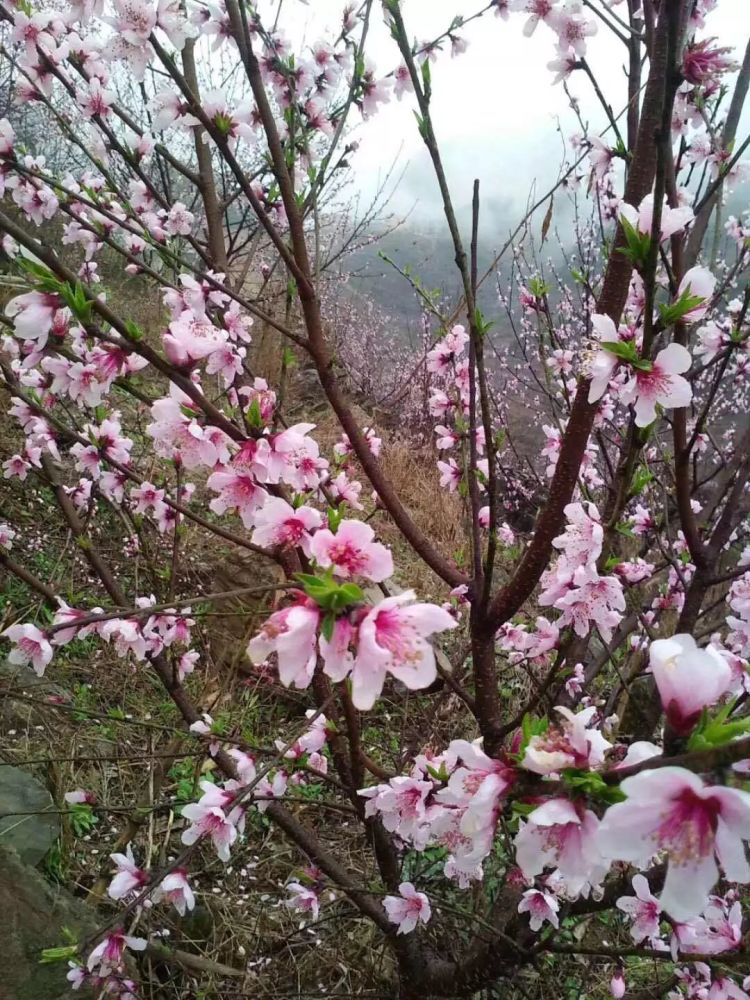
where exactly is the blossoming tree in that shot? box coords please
[1,0,750,997]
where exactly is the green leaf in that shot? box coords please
[570,267,585,285]
[518,713,548,756]
[425,762,449,783]
[295,572,330,598]
[687,700,750,751]
[600,339,639,364]
[294,571,364,613]
[631,357,654,373]
[246,397,263,429]
[618,214,652,269]
[327,507,343,532]
[510,800,536,819]
[337,582,365,604]
[17,257,60,291]
[631,465,654,496]
[59,281,92,323]
[212,112,234,136]
[473,307,493,336]
[420,58,431,94]
[527,276,549,298]
[658,288,705,327]
[613,137,628,158]
[320,612,335,643]
[68,802,97,837]
[562,769,625,804]
[125,319,144,342]
[413,111,427,139]
[40,944,79,965]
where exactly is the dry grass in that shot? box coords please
[377,439,466,598]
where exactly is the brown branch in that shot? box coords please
[605,734,750,782]
[181,39,229,273]
[0,551,58,603]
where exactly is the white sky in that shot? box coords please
[270,0,750,228]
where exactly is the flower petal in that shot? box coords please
[660,852,718,922]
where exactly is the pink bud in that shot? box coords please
[610,970,625,999]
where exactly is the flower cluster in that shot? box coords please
[538,501,625,641]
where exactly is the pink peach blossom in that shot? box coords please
[108,844,148,901]
[518,888,560,931]
[620,344,692,428]
[310,519,393,582]
[383,882,431,934]
[616,873,662,943]
[2,622,53,676]
[350,591,457,710]
[598,768,750,920]
[648,634,733,733]
[247,598,320,689]
[153,870,195,916]
[250,497,322,555]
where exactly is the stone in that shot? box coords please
[0,659,69,728]
[1,845,96,998]
[0,764,60,866]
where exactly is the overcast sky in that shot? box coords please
[268,0,750,233]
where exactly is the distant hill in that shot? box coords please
[346,224,523,328]
[344,183,749,329]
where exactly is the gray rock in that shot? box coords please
[0,659,69,728]
[1,846,96,999]
[0,765,60,866]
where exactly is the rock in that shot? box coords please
[0,765,60,866]
[0,659,69,729]
[1,845,97,998]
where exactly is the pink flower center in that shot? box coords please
[636,365,672,399]
[233,476,259,500]
[398,787,425,816]
[462,771,488,795]
[263,618,288,641]
[19,636,42,657]
[204,811,228,834]
[656,789,720,863]
[280,518,306,545]
[374,609,417,664]
[104,935,125,963]
[534,727,581,762]
[233,441,259,468]
[543,820,579,852]
[563,19,586,42]
[529,1,553,18]
[328,540,367,574]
